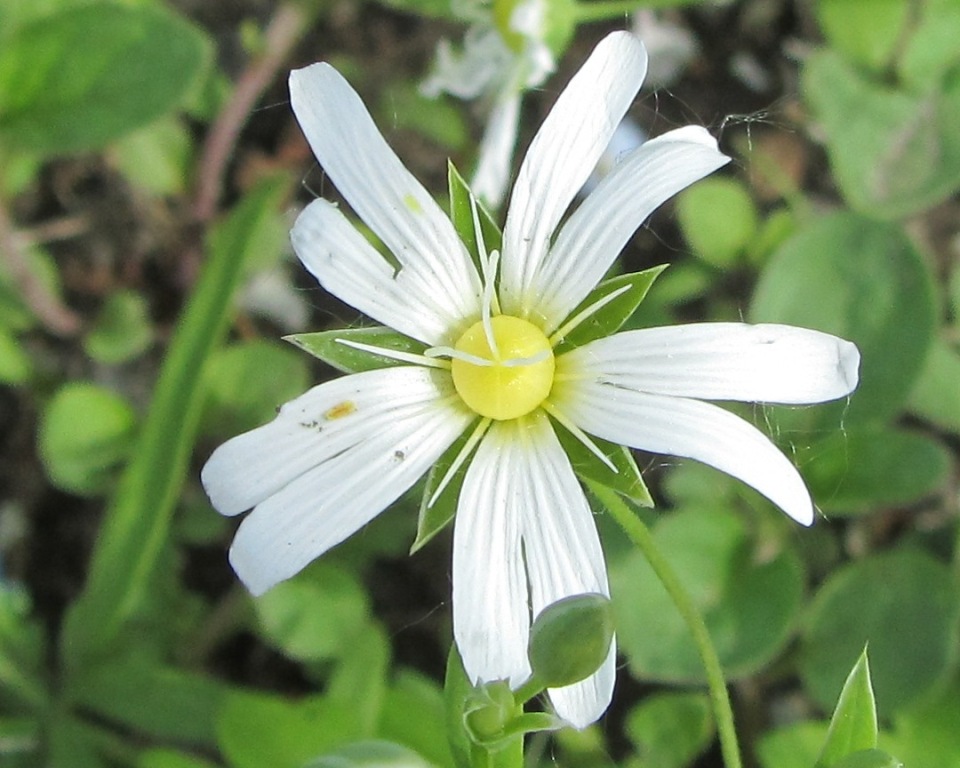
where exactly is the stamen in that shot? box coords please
[425,345,493,367]
[548,283,633,347]
[501,349,552,368]
[336,338,450,369]
[428,417,492,507]
[540,401,617,473]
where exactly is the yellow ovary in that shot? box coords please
[451,315,554,421]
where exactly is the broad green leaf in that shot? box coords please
[553,265,667,353]
[444,646,477,768]
[83,289,153,364]
[0,329,31,384]
[751,213,936,427]
[286,326,427,373]
[111,117,193,195]
[0,3,210,154]
[624,692,714,768]
[908,337,960,433]
[800,426,950,515]
[816,647,878,768]
[380,84,468,151]
[47,713,109,768]
[800,548,960,718]
[757,722,830,768]
[887,675,960,767]
[552,417,652,506]
[253,562,370,663]
[202,340,310,437]
[816,0,909,71]
[0,586,47,711]
[325,624,391,737]
[676,177,758,268]
[38,381,138,495]
[413,421,479,554]
[448,160,501,273]
[379,671,454,768]
[306,741,435,768]
[609,506,804,682]
[897,0,960,89]
[60,176,290,670]
[70,653,225,748]
[0,716,40,763]
[139,749,220,768]
[831,750,902,768]
[804,50,960,218]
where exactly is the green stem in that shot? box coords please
[590,482,743,768]
[573,0,646,22]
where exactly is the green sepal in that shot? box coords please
[284,326,426,373]
[444,646,479,768]
[831,750,903,768]
[553,264,668,353]
[552,416,653,506]
[448,160,502,275]
[411,421,481,554]
[815,646,878,768]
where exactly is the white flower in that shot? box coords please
[202,32,860,728]
[420,0,555,208]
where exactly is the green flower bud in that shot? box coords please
[463,680,517,746]
[528,593,614,688]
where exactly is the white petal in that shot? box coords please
[471,94,521,210]
[453,423,531,687]
[535,127,730,330]
[499,31,648,316]
[289,63,481,328]
[292,199,462,344]
[553,382,815,524]
[515,414,615,727]
[563,323,860,404]
[221,373,472,596]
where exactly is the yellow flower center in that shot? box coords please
[451,315,555,421]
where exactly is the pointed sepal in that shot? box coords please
[284,326,426,373]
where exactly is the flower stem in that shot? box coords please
[589,482,743,768]
[573,0,647,23]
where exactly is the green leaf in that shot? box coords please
[0,586,47,711]
[609,506,805,682]
[83,289,153,364]
[38,381,138,495]
[886,675,960,768]
[286,326,427,373]
[907,337,960,433]
[804,50,960,218]
[553,266,667,353]
[111,117,193,196]
[816,647,878,768]
[676,177,758,268]
[751,212,936,427]
[379,671,455,768]
[448,160,501,273]
[305,741,435,768]
[897,0,960,89]
[800,426,950,515]
[139,749,220,768]
[202,339,310,437]
[0,329,31,384]
[443,646,478,768]
[756,721,830,768]
[816,0,909,71]
[552,417,652,506]
[60,176,290,670]
[624,691,714,768]
[831,750,903,768]
[800,548,960,718]
[70,653,226,748]
[412,421,478,554]
[253,562,370,663]
[0,3,210,154]
[528,594,614,688]
[380,83,468,151]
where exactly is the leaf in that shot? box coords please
[751,212,936,427]
[412,421,479,554]
[0,585,47,711]
[552,417,652,506]
[831,750,902,768]
[60,176,290,670]
[83,289,153,364]
[815,647,878,768]
[0,3,211,154]
[286,326,428,373]
[0,329,31,384]
[38,381,138,495]
[609,506,805,682]
[448,160,501,276]
[552,266,667,353]
[443,646,476,768]
[379,671,455,768]
[624,692,714,768]
[907,337,960,434]
[804,50,960,218]
[800,548,960,718]
[676,177,758,268]
[305,741,435,768]
[816,0,909,71]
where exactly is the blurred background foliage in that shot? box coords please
[0,0,958,767]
